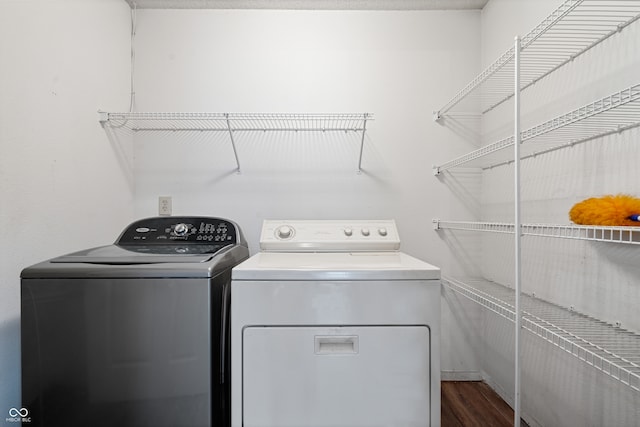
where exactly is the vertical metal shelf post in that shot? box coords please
[513,35,522,427]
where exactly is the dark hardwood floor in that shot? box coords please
[442,381,529,427]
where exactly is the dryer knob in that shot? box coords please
[344,227,353,237]
[277,225,293,239]
[361,228,370,236]
[378,227,388,236]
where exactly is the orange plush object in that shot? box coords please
[569,194,640,226]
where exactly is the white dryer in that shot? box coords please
[231,220,441,427]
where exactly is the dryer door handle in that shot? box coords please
[314,335,359,355]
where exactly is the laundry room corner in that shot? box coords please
[4,0,638,425]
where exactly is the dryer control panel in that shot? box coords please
[260,220,400,252]
[116,216,237,252]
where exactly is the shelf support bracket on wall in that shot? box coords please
[357,113,370,174]
[225,113,242,174]
[98,111,109,126]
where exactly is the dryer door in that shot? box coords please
[242,325,431,427]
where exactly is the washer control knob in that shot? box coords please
[174,223,189,236]
[378,227,388,236]
[361,228,370,236]
[344,228,353,237]
[277,225,293,239]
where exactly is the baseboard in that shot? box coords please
[482,374,541,427]
[441,370,483,381]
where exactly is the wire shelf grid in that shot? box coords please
[101,112,372,133]
[442,276,640,391]
[433,220,640,244]
[433,84,640,173]
[435,0,640,118]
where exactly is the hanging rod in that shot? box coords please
[434,0,640,119]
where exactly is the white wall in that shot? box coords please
[472,0,640,426]
[129,8,484,373]
[131,8,481,255]
[0,0,132,415]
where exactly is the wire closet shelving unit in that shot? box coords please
[434,0,640,119]
[99,112,374,173]
[432,1,640,425]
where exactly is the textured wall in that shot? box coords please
[0,0,133,416]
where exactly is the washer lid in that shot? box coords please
[232,252,440,281]
[50,244,222,264]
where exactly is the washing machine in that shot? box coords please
[231,220,441,427]
[21,216,249,427]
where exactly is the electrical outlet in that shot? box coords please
[159,196,172,216]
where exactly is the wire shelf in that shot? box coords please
[435,0,640,118]
[433,220,640,244]
[99,112,374,172]
[100,112,372,132]
[442,276,640,391]
[433,84,640,173]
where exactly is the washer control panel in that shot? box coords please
[117,216,237,246]
[260,220,400,252]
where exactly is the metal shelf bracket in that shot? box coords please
[357,113,371,174]
[224,113,241,173]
